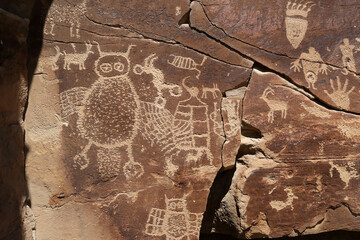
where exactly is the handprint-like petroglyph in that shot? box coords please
[59,43,144,179]
[63,42,94,70]
[290,47,329,90]
[329,161,358,189]
[201,83,221,99]
[139,77,213,176]
[134,54,182,106]
[260,87,288,123]
[270,187,298,211]
[324,77,354,110]
[145,195,202,240]
[44,0,87,38]
[168,54,207,79]
[340,38,357,73]
[285,1,315,49]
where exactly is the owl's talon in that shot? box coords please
[123,162,144,179]
[74,154,89,170]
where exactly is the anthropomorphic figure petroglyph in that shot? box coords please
[285,0,315,49]
[145,195,202,240]
[290,47,329,90]
[260,87,288,123]
[168,54,207,79]
[63,42,94,70]
[139,77,213,176]
[340,38,357,73]
[324,76,355,110]
[201,83,221,99]
[44,0,87,38]
[134,54,182,106]
[59,42,144,179]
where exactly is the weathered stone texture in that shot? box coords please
[15,0,360,239]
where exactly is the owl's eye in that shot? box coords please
[170,202,176,209]
[177,202,183,208]
[114,62,124,72]
[100,63,112,73]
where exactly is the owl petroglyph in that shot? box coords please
[59,41,144,179]
[145,195,203,240]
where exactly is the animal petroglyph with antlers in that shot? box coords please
[260,87,288,123]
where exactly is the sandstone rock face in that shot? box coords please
[20,0,360,239]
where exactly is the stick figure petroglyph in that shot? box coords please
[168,54,207,79]
[290,47,329,90]
[201,83,221,99]
[285,1,315,49]
[134,54,182,106]
[145,195,202,240]
[59,43,144,179]
[44,0,87,38]
[340,38,357,74]
[324,77,355,110]
[139,77,213,176]
[63,42,94,70]
[261,87,288,123]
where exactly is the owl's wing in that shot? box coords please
[59,87,88,121]
[139,101,174,146]
[187,213,203,237]
[145,208,166,236]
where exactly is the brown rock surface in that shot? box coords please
[2,0,358,239]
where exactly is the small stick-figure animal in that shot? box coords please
[260,87,288,123]
[168,54,207,79]
[63,41,94,70]
[201,83,221,99]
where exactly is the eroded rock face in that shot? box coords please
[22,0,360,239]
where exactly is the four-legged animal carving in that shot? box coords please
[260,87,288,123]
[63,42,94,70]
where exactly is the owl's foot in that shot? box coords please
[123,161,144,179]
[74,154,90,170]
[165,157,179,177]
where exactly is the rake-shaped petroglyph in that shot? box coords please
[340,38,357,74]
[145,195,202,240]
[168,54,207,79]
[139,77,213,176]
[201,83,221,99]
[324,77,355,110]
[134,54,182,106]
[290,47,329,90]
[63,42,94,70]
[285,1,315,49]
[60,42,144,179]
[44,0,87,38]
[261,87,288,123]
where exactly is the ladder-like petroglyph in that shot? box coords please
[134,54,182,106]
[340,38,357,74]
[59,43,144,179]
[260,87,288,123]
[285,0,315,49]
[44,0,87,38]
[139,77,213,176]
[145,195,202,240]
[290,47,329,90]
[324,77,355,110]
[63,42,94,70]
[168,54,207,79]
[201,83,221,99]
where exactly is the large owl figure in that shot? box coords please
[145,195,203,240]
[59,41,144,179]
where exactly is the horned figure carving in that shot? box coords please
[260,87,288,123]
[63,42,94,70]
